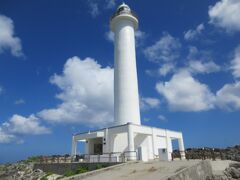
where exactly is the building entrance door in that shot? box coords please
[94,144,103,155]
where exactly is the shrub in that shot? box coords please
[75,166,88,174]
[64,170,75,177]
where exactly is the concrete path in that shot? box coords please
[80,160,201,180]
[210,160,236,175]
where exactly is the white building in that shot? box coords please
[71,3,185,162]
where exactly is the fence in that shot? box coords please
[73,151,137,163]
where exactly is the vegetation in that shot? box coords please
[25,156,41,163]
[63,166,89,177]
[96,164,108,169]
[40,172,53,180]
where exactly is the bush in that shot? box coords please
[64,170,75,177]
[75,167,88,174]
[63,166,89,177]
[40,176,48,180]
[26,156,41,163]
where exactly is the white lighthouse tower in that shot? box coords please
[110,3,141,126]
[71,3,186,162]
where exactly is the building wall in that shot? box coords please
[154,136,167,156]
[111,133,128,153]
[73,124,185,162]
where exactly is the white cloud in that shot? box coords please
[105,31,114,42]
[86,0,117,17]
[2,114,50,135]
[135,30,147,46]
[141,97,160,110]
[158,115,167,122]
[187,46,213,61]
[144,32,181,63]
[185,46,220,74]
[209,0,240,32]
[0,128,16,143]
[106,0,116,9]
[231,45,240,78]
[156,70,215,111]
[158,63,175,76]
[0,86,3,95]
[0,114,50,143]
[105,30,146,46]
[88,1,99,17]
[0,14,23,57]
[216,82,240,111]
[184,23,205,41]
[38,56,114,127]
[187,60,221,74]
[14,98,25,105]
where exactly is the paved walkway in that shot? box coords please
[81,160,201,180]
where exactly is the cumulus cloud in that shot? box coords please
[209,0,240,32]
[156,70,215,111]
[185,46,220,74]
[144,32,181,63]
[86,0,117,17]
[231,45,240,79]
[141,97,160,110]
[105,30,146,46]
[38,56,114,127]
[0,14,23,57]
[2,114,50,135]
[216,82,240,111]
[158,63,175,76]
[184,23,205,41]
[0,114,50,143]
[187,60,221,74]
[0,128,16,143]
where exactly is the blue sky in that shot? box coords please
[0,0,240,163]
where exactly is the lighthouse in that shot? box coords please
[71,3,186,162]
[110,3,141,126]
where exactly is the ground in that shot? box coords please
[78,160,201,180]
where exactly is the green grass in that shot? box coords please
[40,172,54,180]
[63,170,76,177]
[40,176,48,180]
[63,166,89,177]
[50,164,108,178]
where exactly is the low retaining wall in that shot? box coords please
[33,162,120,175]
[167,160,213,180]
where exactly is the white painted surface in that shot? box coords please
[111,5,141,126]
[158,148,168,161]
[72,123,185,162]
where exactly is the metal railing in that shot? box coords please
[72,151,137,163]
[110,10,138,21]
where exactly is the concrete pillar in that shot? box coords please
[165,130,173,161]
[127,124,135,160]
[85,139,89,154]
[71,136,77,157]
[151,128,156,158]
[103,128,109,153]
[178,137,186,160]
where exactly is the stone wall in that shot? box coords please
[33,162,120,175]
[167,160,213,180]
